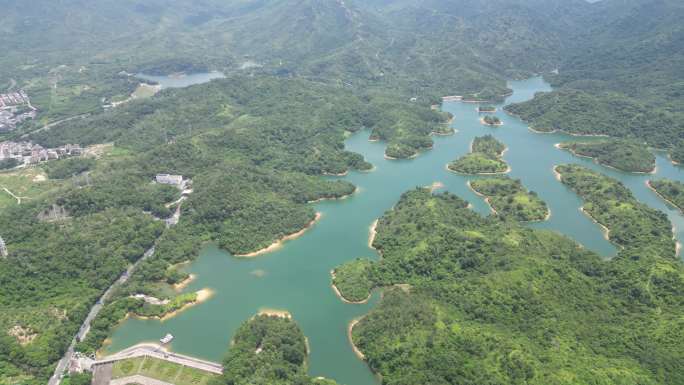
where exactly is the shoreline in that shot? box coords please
[173,274,196,291]
[348,318,366,360]
[427,181,445,192]
[384,151,420,161]
[307,187,358,203]
[257,308,292,319]
[466,182,498,215]
[330,270,371,304]
[467,181,549,221]
[431,128,456,136]
[555,143,657,174]
[445,163,510,175]
[579,207,612,243]
[235,213,322,257]
[323,171,349,177]
[646,180,682,213]
[134,288,215,322]
[368,219,378,249]
[479,117,503,127]
[552,165,562,181]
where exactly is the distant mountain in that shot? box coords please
[506,0,684,158]
[0,0,596,106]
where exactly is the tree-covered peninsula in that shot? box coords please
[648,179,684,213]
[448,135,509,174]
[555,165,675,258]
[557,139,656,173]
[470,177,549,221]
[336,187,684,384]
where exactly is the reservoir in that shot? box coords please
[105,77,684,385]
[136,71,226,89]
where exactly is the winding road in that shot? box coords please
[48,246,157,385]
[49,185,192,385]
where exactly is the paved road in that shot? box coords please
[48,246,156,385]
[48,183,191,385]
[20,113,89,139]
[94,343,223,374]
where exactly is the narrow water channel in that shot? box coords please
[106,77,684,385]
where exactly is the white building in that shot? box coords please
[156,174,183,186]
[0,236,7,257]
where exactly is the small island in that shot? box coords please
[557,139,655,173]
[469,177,549,222]
[648,179,684,212]
[478,105,496,113]
[331,258,373,303]
[481,115,502,126]
[448,135,509,174]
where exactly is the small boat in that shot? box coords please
[160,333,174,344]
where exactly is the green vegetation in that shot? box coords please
[61,373,92,385]
[44,157,96,179]
[112,356,216,385]
[470,177,549,221]
[482,115,502,126]
[337,188,684,384]
[472,134,506,157]
[448,135,508,174]
[211,315,338,385]
[0,159,20,170]
[133,292,197,319]
[449,153,507,174]
[332,258,373,303]
[505,0,684,160]
[556,165,675,258]
[558,139,656,173]
[0,207,163,383]
[478,105,496,113]
[506,90,684,149]
[0,168,62,209]
[649,179,684,213]
[3,0,589,128]
[2,1,683,383]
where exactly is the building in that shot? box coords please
[0,236,7,258]
[156,174,183,186]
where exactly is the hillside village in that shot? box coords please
[0,141,83,167]
[0,91,36,132]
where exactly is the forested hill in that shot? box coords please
[341,188,684,384]
[506,0,684,157]
[0,0,599,124]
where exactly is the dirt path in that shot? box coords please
[2,186,26,204]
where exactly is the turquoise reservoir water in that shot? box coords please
[106,77,684,385]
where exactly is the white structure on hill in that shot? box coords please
[0,236,7,257]
[156,174,183,186]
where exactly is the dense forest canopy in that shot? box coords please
[210,315,338,385]
[340,188,684,384]
[1,0,683,384]
[557,139,656,173]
